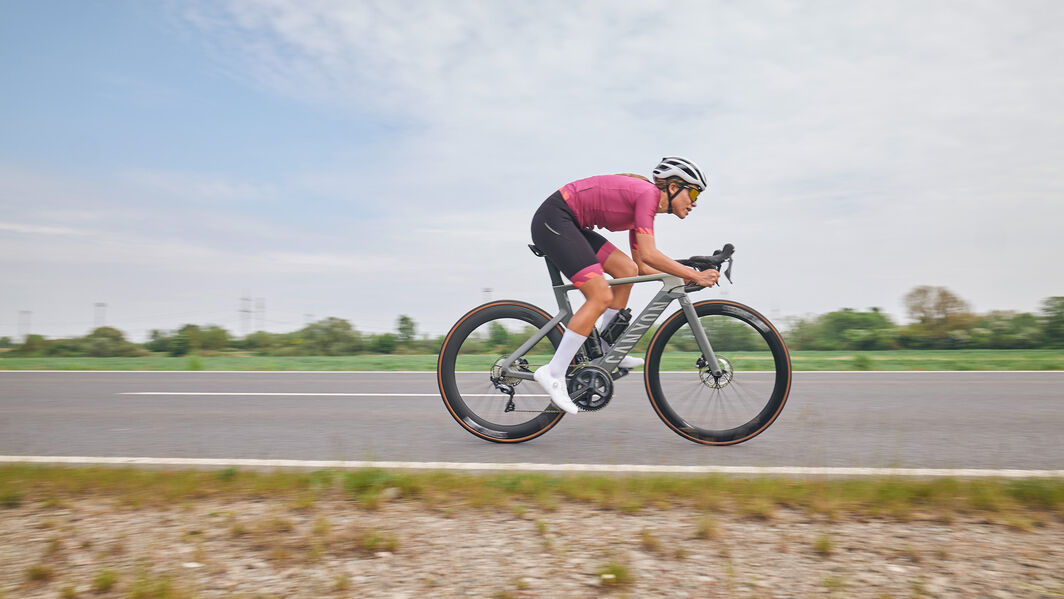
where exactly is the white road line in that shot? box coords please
[0,455,1061,478]
[0,370,440,374]
[121,392,440,397]
[3,370,1062,374]
[119,392,548,397]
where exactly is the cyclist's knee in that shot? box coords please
[580,277,613,308]
[601,287,615,306]
[589,286,614,309]
[615,259,637,279]
[604,252,638,278]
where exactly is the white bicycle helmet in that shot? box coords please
[652,156,708,191]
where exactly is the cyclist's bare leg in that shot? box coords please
[597,250,644,368]
[566,276,613,335]
[535,275,612,413]
[601,249,637,310]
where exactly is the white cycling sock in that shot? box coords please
[599,308,619,332]
[548,329,587,379]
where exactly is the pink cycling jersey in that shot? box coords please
[559,175,659,250]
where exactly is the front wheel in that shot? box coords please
[437,301,566,443]
[644,300,791,445]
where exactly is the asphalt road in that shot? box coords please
[1,371,1062,470]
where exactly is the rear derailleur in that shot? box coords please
[491,358,530,412]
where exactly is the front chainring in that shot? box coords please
[567,364,614,411]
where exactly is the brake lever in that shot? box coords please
[681,243,735,292]
[684,264,723,293]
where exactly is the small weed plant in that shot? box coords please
[93,569,118,592]
[813,534,834,556]
[25,563,54,582]
[128,572,186,599]
[694,515,719,539]
[597,560,635,587]
[639,527,663,553]
[0,490,23,508]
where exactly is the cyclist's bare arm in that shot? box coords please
[633,233,719,287]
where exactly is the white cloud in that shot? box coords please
[0,222,96,237]
[119,169,280,204]
[181,1,1063,206]
[3,1,1062,340]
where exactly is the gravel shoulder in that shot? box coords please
[3,497,1062,598]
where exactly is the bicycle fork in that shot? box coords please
[678,294,725,377]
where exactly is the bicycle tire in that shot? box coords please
[437,301,566,443]
[644,299,791,445]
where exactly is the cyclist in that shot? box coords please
[530,156,721,414]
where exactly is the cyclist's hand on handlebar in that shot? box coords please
[689,269,720,288]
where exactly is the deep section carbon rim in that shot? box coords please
[437,301,565,443]
[644,300,791,445]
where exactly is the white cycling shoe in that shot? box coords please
[601,339,644,370]
[533,366,579,415]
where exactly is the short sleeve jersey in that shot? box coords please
[559,175,659,250]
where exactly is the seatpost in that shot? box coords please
[529,244,564,287]
[543,258,563,287]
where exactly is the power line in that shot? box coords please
[18,311,31,342]
[256,298,265,332]
[240,292,252,336]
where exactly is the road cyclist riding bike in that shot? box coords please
[530,156,721,414]
[437,156,791,445]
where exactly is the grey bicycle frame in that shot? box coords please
[499,273,724,381]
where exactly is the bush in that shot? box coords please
[15,334,48,355]
[239,330,280,353]
[300,317,363,355]
[168,334,191,356]
[10,328,146,358]
[369,333,397,354]
[786,308,896,351]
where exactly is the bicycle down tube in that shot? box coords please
[498,272,725,380]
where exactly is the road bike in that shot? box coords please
[437,243,791,445]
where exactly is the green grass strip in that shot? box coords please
[2,465,1061,525]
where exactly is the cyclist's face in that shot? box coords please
[673,185,699,219]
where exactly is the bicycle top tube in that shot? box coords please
[552,272,678,293]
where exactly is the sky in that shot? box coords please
[1,0,1062,342]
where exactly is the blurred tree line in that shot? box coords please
[1,315,442,358]
[785,288,1064,350]
[3,290,1062,357]
[5,327,149,358]
[141,315,441,357]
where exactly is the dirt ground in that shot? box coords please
[2,496,1062,598]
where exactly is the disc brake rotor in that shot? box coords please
[491,357,527,387]
[699,356,734,389]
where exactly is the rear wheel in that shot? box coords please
[437,301,565,443]
[644,300,791,445]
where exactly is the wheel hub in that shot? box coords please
[699,356,734,389]
[491,357,527,387]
